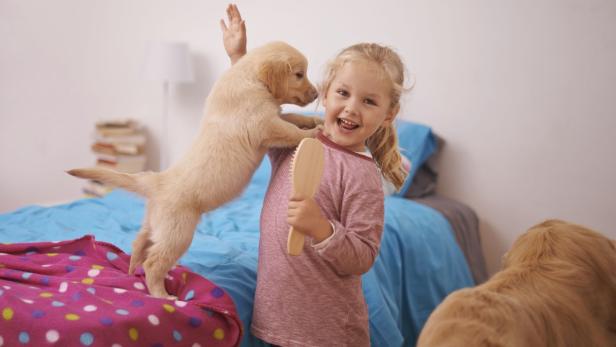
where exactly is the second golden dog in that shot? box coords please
[418,219,616,347]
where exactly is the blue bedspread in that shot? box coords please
[0,165,473,346]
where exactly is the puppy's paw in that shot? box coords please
[306,125,323,138]
[311,116,324,127]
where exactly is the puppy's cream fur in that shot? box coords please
[418,219,616,347]
[68,41,322,298]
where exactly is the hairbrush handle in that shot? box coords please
[287,138,325,256]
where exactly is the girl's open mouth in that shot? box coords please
[337,118,359,131]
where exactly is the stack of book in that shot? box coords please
[82,119,147,197]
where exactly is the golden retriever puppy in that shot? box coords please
[68,41,322,299]
[417,219,616,347]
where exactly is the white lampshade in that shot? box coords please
[144,41,194,83]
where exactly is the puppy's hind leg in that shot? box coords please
[142,210,200,299]
[129,224,153,275]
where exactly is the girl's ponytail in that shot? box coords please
[366,123,408,191]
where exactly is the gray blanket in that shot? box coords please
[414,194,488,284]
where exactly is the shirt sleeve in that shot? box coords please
[314,183,385,276]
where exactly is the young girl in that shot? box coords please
[222,5,408,346]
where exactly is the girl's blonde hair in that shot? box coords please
[320,43,409,191]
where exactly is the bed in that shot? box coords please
[0,120,486,347]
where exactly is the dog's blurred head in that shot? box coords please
[503,219,616,291]
[249,41,318,106]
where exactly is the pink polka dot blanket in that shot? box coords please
[0,235,242,346]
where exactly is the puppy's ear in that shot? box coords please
[258,59,290,101]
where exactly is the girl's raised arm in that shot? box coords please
[220,4,247,64]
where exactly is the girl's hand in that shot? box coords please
[287,197,333,242]
[220,4,247,64]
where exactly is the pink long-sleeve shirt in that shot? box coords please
[251,132,385,347]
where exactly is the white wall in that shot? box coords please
[1,0,614,275]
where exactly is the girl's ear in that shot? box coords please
[382,103,400,127]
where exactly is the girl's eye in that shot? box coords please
[295,72,304,79]
[364,98,377,106]
[336,89,348,96]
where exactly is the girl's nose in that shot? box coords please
[344,101,358,115]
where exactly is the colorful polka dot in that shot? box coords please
[40,292,53,298]
[18,331,30,343]
[32,310,45,318]
[52,300,65,307]
[81,278,94,285]
[211,287,224,298]
[46,330,60,343]
[133,282,145,290]
[91,264,104,270]
[80,332,94,346]
[58,282,68,293]
[148,314,160,325]
[162,304,175,313]
[99,317,113,326]
[106,252,118,261]
[184,289,195,301]
[65,313,80,321]
[87,269,100,277]
[189,317,202,327]
[213,328,225,340]
[173,330,182,341]
[83,305,97,312]
[128,327,139,341]
[2,308,13,320]
[174,300,187,307]
[115,309,129,316]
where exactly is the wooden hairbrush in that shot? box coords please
[287,138,325,256]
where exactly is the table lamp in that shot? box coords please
[144,41,194,170]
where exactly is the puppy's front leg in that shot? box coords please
[280,113,323,129]
[263,117,321,148]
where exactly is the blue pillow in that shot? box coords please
[394,119,437,197]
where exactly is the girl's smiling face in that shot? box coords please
[322,60,398,152]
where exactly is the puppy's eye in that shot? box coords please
[295,72,304,79]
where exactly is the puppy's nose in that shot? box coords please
[307,87,318,102]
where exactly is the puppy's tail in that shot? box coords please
[67,168,152,197]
